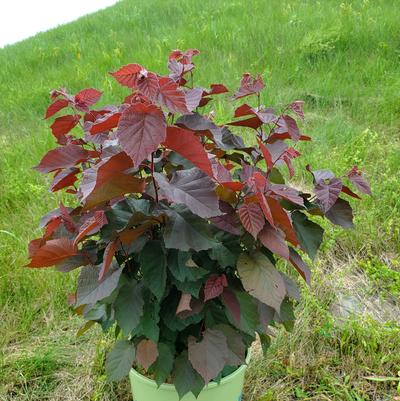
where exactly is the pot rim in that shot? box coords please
[129,348,251,391]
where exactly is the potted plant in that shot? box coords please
[27,49,370,401]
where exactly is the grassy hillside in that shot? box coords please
[1,0,399,400]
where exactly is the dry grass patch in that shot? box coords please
[243,253,400,401]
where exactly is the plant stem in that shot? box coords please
[268,105,289,136]
[151,152,159,203]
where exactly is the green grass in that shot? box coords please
[1,0,399,400]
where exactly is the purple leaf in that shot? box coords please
[258,224,289,260]
[210,213,241,236]
[268,184,304,206]
[154,168,220,218]
[289,100,305,120]
[221,289,241,324]
[232,73,265,100]
[315,178,343,212]
[281,115,301,141]
[188,329,229,384]
[348,166,371,195]
[311,169,335,183]
[185,88,203,111]
[325,198,354,229]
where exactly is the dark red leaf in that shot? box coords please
[212,164,232,186]
[289,248,311,285]
[239,164,259,182]
[188,329,229,384]
[341,185,361,200]
[268,184,304,206]
[234,103,254,118]
[163,126,213,177]
[228,116,263,130]
[300,135,311,141]
[204,274,228,302]
[49,87,73,101]
[289,100,305,120]
[26,238,77,268]
[208,84,229,95]
[234,104,275,124]
[89,112,121,134]
[74,210,107,246]
[251,171,267,191]
[123,92,144,105]
[258,225,289,260]
[74,88,102,111]
[176,112,216,131]
[34,145,89,173]
[59,203,77,232]
[84,108,111,123]
[220,181,244,192]
[286,147,300,158]
[325,198,354,229]
[348,166,371,195]
[50,115,80,137]
[198,97,212,107]
[233,73,265,100]
[81,174,146,211]
[282,155,295,177]
[99,240,118,281]
[210,203,241,236]
[169,48,200,64]
[256,191,275,227]
[168,58,194,82]
[221,289,241,324]
[257,138,273,170]
[39,205,67,229]
[117,103,166,168]
[43,217,62,239]
[110,63,147,88]
[283,115,300,141]
[267,197,299,246]
[119,223,152,246]
[45,99,69,119]
[50,167,79,192]
[274,115,301,141]
[28,238,46,258]
[80,152,145,210]
[281,147,301,176]
[239,202,265,238]
[137,71,160,99]
[157,77,190,114]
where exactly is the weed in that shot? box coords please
[359,257,400,298]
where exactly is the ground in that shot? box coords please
[0,0,399,400]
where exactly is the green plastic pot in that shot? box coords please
[129,351,251,401]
